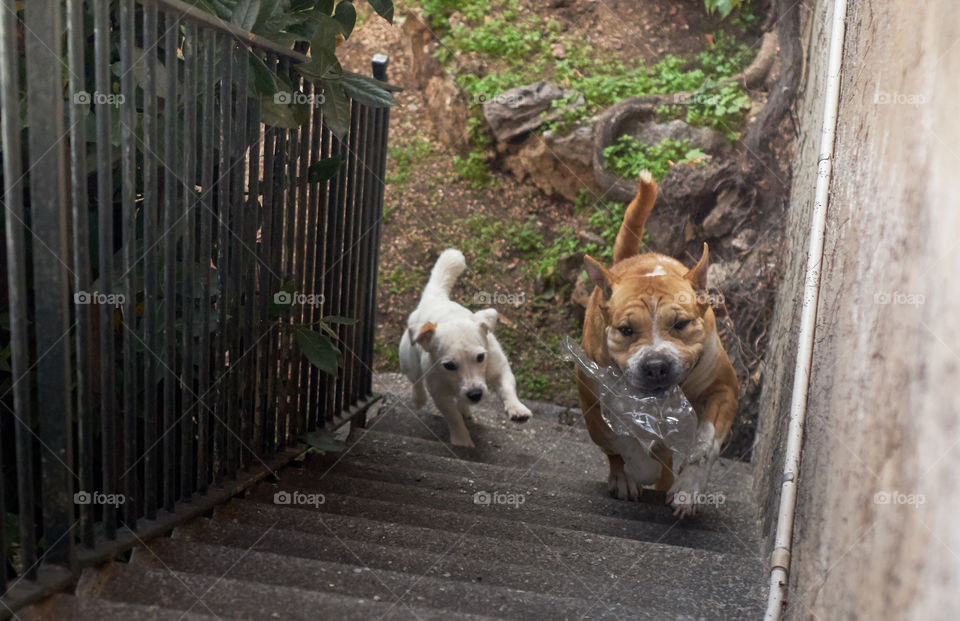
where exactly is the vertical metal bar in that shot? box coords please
[231,45,248,473]
[311,124,330,429]
[25,0,74,566]
[120,0,138,529]
[0,0,35,579]
[271,57,290,447]
[259,54,278,456]
[65,0,95,546]
[242,62,259,468]
[162,11,180,512]
[367,56,391,398]
[301,88,322,431]
[142,0,160,520]
[291,82,311,437]
[356,100,376,409]
[215,33,234,483]
[197,28,216,493]
[324,121,347,426]
[94,0,117,539]
[340,102,361,411]
[280,68,299,447]
[181,21,199,501]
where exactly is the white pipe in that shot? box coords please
[764,0,848,618]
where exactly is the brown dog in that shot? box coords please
[577,172,738,517]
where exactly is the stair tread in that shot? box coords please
[81,562,501,621]
[180,517,765,619]
[143,537,676,620]
[252,467,760,555]
[337,427,755,501]
[21,593,222,621]
[215,498,766,597]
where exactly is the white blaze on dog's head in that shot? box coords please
[584,245,714,392]
[414,309,497,403]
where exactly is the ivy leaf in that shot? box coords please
[315,0,335,15]
[295,47,341,81]
[259,96,300,128]
[295,327,341,376]
[249,55,277,96]
[365,0,393,23]
[307,156,344,182]
[339,72,396,108]
[333,1,357,39]
[320,80,350,139]
[252,0,279,32]
[230,0,260,30]
[299,429,347,452]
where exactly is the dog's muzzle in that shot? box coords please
[626,352,684,393]
[466,388,483,403]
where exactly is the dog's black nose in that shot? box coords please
[641,356,672,384]
[466,389,483,403]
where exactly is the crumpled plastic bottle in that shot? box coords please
[563,336,700,484]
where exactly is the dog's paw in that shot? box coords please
[450,434,476,448]
[506,401,532,423]
[667,463,710,519]
[608,468,641,501]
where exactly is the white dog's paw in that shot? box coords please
[412,386,427,410]
[450,433,475,448]
[608,467,641,501]
[506,401,532,423]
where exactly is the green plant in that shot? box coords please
[453,151,491,188]
[386,137,431,186]
[603,136,706,182]
[704,0,750,19]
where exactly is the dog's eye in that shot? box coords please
[442,361,458,371]
[476,353,485,362]
[673,319,691,331]
[617,325,633,337]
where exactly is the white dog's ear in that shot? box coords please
[414,322,437,347]
[474,308,498,333]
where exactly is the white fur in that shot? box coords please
[399,249,532,447]
[668,421,720,518]
[644,264,667,277]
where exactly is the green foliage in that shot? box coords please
[704,0,750,19]
[453,152,491,188]
[386,138,431,186]
[603,136,706,182]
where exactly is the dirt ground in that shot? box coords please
[338,0,778,460]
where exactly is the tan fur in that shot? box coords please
[578,175,739,495]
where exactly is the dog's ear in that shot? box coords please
[414,322,437,347]
[683,243,709,291]
[584,255,616,300]
[474,308,498,333]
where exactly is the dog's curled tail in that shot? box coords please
[613,171,658,264]
[423,248,467,299]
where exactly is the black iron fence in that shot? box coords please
[0,0,389,614]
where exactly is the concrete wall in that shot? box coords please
[754,0,960,618]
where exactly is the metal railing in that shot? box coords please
[0,0,390,614]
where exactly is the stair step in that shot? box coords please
[142,537,672,620]
[21,593,219,621]
[253,467,759,555]
[281,456,758,540]
[180,517,765,619]
[333,427,755,503]
[215,497,766,608]
[79,562,500,621]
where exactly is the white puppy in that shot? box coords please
[399,249,532,447]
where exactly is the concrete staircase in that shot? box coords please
[24,373,766,620]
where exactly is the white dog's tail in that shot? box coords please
[423,248,466,300]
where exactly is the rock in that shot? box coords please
[551,43,567,59]
[571,271,594,309]
[503,121,598,201]
[424,75,470,151]
[731,228,758,252]
[577,230,605,246]
[401,9,443,89]
[482,81,583,142]
[556,252,585,285]
[707,260,739,291]
[629,119,727,154]
[702,186,741,238]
